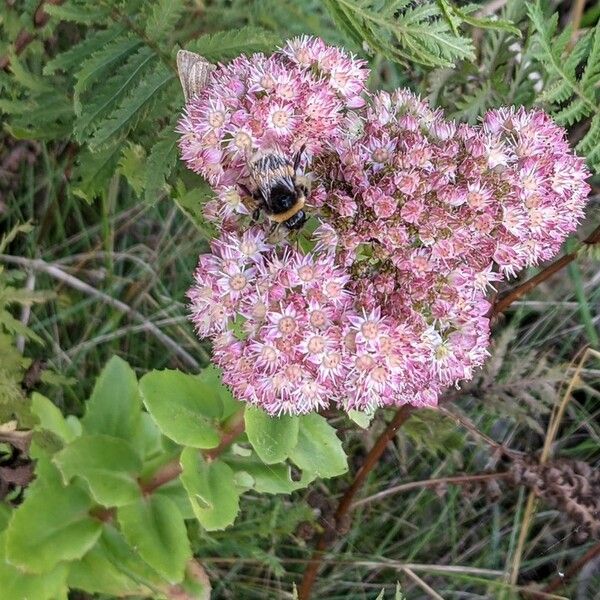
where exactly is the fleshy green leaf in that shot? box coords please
[31,392,78,443]
[225,455,316,494]
[67,537,149,596]
[5,460,102,573]
[54,434,142,507]
[118,494,191,583]
[0,533,69,600]
[180,447,240,530]
[82,356,142,441]
[289,413,347,478]
[245,406,299,464]
[139,369,221,448]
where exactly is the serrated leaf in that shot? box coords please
[45,2,110,24]
[139,369,221,448]
[186,26,281,61]
[54,434,142,507]
[118,494,191,584]
[180,447,240,530]
[89,63,174,150]
[118,142,147,195]
[74,36,143,113]
[245,406,299,464]
[289,413,347,478]
[145,0,185,42]
[5,460,102,573]
[72,145,122,202]
[144,129,179,203]
[44,25,126,75]
[74,46,157,142]
[82,356,142,441]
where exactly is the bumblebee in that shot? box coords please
[242,145,309,231]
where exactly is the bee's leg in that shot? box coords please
[293,143,306,172]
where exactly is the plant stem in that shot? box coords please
[141,412,246,495]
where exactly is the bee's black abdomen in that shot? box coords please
[284,210,307,230]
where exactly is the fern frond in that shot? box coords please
[44,26,126,75]
[144,130,179,203]
[44,1,110,25]
[73,36,143,114]
[324,0,484,68]
[185,26,282,62]
[145,0,186,42]
[73,47,157,142]
[71,146,122,203]
[528,0,600,172]
[88,64,175,151]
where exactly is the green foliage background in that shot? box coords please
[1,0,599,598]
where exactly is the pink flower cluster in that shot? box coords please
[189,230,455,414]
[181,37,591,416]
[178,36,368,226]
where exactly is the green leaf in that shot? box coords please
[245,406,299,464]
[225,455,316,494]
[5,460,102,573]
[118,494,191,583]
[31,392,78,443]
[144,129,179,203]
[54,434,142,507]
[71,145,122,202]
[45,2,110,24]
[44,25,126,75]
[99,526,167,589]
[67,537,148,596]
[74,36,143,112]
[74,46,157,142]
[89,63,175,150]
[82,356,142,441]
[348,409,374,429]
[289,413,347,478]
[180,447,240,530]
[118,142,147,195]
[186,26,282,61]
[145,0,185,42]
[139,369,221,449]
[0,533,69,600]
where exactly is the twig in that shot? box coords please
[492,224,600,316]
[401,567,445,600]
[542,541,600,595]
[0,253,200,370]
[569,0,587,47]
[351,471,512,510]
[0,0,65,71]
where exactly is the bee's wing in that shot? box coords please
[177,50,216,102]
